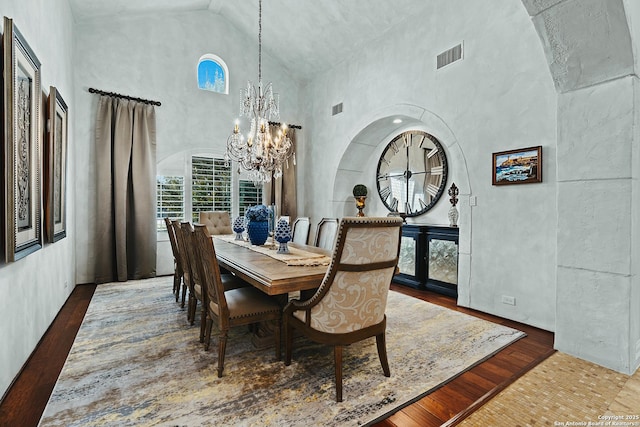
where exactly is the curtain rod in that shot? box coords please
[269,121,302,130]
[88,87,161,106]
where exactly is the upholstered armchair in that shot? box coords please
[198,211,233,236]
[284,216,403,401]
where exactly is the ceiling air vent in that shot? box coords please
[332,102,343,116]
[437,43,463,69]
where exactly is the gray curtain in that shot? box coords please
[94,96,157,284]
[265,127,298,220]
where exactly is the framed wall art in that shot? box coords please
[45,86,68,243]
[2,16,43,262]
[492,146,542,186]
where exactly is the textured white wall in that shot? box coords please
[623,0,640,376]
[300,0,558,331]
[526,0,639,374]
[73,10,302,284]
[0,0,76,399]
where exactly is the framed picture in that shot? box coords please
[492,146,542,186]
[2,17,43,262]
[45,87,68,243]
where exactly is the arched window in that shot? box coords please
[197,54,229,94]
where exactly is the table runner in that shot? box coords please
[214,235,332,266]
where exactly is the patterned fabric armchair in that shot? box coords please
[284,216,403,401]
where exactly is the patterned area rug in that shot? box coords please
[39,277,525,426]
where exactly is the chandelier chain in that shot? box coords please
[225,0,295,184]
[258,0,262,83]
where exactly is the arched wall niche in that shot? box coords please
[331,103,473,306]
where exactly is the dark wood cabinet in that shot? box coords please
[394,224,459,297]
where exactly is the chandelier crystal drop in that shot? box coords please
[226,0,294,184]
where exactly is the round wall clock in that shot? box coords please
[376,130,448,217]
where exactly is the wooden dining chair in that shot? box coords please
[172,220,192,309]
[284,216,403,401]
[291,217,310,245]
[313,217,339,251]
[181,222,249,344]
[164,217,183,301]
[192,224,282,377]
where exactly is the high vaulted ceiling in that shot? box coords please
[67,0,435,80]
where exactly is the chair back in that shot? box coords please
[164,217,180,262]
[193,224,230,327]
[198,211,232,235]
[303,217,403,334]
[172,221,191,284]
[313,218,339,250]
[180,222,201,289]
[291,217,310,245]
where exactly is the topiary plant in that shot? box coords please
[352,184,368,197]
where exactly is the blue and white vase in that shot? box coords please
[232,216,245,240]
[274,218,292,254]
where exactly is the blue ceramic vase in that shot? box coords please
[247,220,269,245]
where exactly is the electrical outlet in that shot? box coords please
[501,295,516,306]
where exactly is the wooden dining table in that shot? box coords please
[213,236,331,349]
[213,237,331,296]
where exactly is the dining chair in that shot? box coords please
[182,222,249,344]
[164,217,183,301]
[313,217,339,251]
[291,217,310,245]
[284,216,403,401]
[192,224,282,377]
[198,211,233,235]
[172,220,192,309]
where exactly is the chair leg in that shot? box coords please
[172,272,178,295]
[199,304,207,343]
[204,318,213,351]
[217,330,229,378]
[274,318,281,361]
[188,295,196,325]
[181,283,187,308]
[284,319,293,366]
[334,345,343,402]
[376,332,391,377]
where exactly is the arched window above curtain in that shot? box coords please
[197,54,229,94]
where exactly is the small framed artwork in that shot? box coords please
[45,86,68,243]
[2,17,43,262]
[492,146,542,186]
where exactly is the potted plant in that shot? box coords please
[352,184,368,217]
[245,204,270,245]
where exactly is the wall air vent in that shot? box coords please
[332,102,343,116]
[437,43,463,69]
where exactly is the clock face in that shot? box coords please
[376,130,448,217]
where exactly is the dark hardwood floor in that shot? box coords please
[0,282,554,427]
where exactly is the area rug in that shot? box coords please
[39,277,525,426]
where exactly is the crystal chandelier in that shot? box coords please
[226,0,294,184]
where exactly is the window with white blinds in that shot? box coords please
[238,180,263,217]
[156,175,185,230]
[191,156,232,222]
